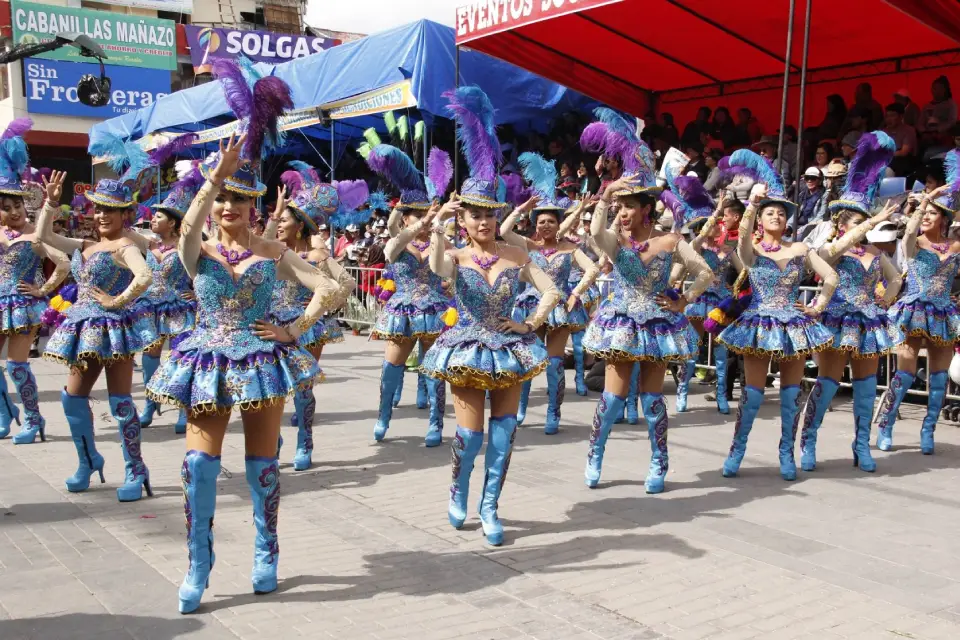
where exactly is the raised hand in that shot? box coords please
[748,183,768,206]
[272,185,288,220]
[209,132,247,185]
[42,170,67,205]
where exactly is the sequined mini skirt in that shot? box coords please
[582,306,700,363]
[888,297,960,346]
[684,291,723,322]
[717,308,833,359]
[135,298,197,341]
[512,290,589,331]
[372,300,449,341]
[269,309,328,351]
[820,303,905,356]
[0,294,48,335]
[44,301,158,368]
[421,324,548,390]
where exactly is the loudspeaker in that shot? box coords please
[77,73,111,107]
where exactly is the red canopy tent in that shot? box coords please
[454,0,960,129]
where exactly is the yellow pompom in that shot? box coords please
[50,295,66,311]
[707,308,728,325]
[382,279,396,293]
[442,306,458,327]
[375,278,387,288]
[60,301,72,312]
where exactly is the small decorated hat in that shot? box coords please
[444,86,506,209]
[518,152,567,216]
[154,165,205,220]
[720,149,796,217]
[280,161,331,232]
[932,149,960,217]
[86,178,135,208]
[366,144,430,210]
[580,107,661,198]
[828,131,895,216]
[0,119,33,197]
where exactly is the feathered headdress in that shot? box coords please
[283,161,339,232]
[147,132,198,167]
[154,164,204,220]
[425,147,452,202]
[368,190,390,213]
[329,179,371,229]
[579,107,659,197]
[444,86,504,208]
[518,152,565,214]
[501,172,530,207]
[829,131,895,215]
[366,144,429,210]
[0,118,33,196]
[934,148,960,217]
[724,149,795,216]
[88,132,151,184]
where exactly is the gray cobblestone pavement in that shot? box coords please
[1,335,959,639]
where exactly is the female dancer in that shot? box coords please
[500,153,598,434]
[796,132,903,472]
[39,170,156,500]
[716,151,839,481]
[0,119,70,443]
[421,86,560,546]
[874,149,960,455]
[365,144,452,446]
[269,165,358,470]
[578,109,713,494]
[564,207,602,396]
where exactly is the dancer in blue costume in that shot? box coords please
[0,119,70,444]
[716,151,839,481]
[39,168,157,501]
[874,149,960,455]
[266,164,358,470]
[562,208,602,397]
[143,61,342,614]
[421,86,560,546]
[501,153,599,434]
[796,132,903,473]
[365,144,454,446]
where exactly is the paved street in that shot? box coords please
[1,335,960,639]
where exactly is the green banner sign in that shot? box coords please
[11,1,177,71]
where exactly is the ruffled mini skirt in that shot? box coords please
[137,298,197,340]
[512,290,590,331]
[146,327,320,415]
[312,316,344,346]
[888,297,960,346]
[0,293,48,335]
[372,300,449,341]
[44,301,158,368]
[583,306,700,363]
[421,325,548,390]
[820,303,905,356]
[684,291,723,322]
[717,308,832,359]
[268,309,328,352]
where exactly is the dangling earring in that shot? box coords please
[754,225,763,242]
[837,228,845,239]
[296,230,302,239]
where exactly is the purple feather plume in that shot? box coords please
[1,118,32,141]
[946,148,960,192]
[148,132,197,166]
[280,170,304,195]
[675,175,714,212]
[335,180,370,211]
[579,122,608,153]
[443,86,501,182]
[845,131,895,196]
[70,194,86,210]
[213,59,254,120]
[427,147,453,200]
[659,190,685,229]
[176,167,204,192]
[246,76,293,161]
[367,144,424,192]
[501,172,530,206]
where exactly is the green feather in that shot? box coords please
[363,128,381,147]
[414,120,425,142]
[384,111,397,134]
[396,115,409,141]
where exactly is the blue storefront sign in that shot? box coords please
[24,58,171,117]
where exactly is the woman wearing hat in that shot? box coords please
[421,86,560,546]
[715,150,839,481]
[794,132,903,473]
[874,149,960,455]
[579,108,714,494]
[365,144,453,447]
[500,153,599,435]
[0,119,71,444]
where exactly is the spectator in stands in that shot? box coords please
[703,148,723,194]
[596,154,622,195]
[814,142,836,170]
[817,94,847,141]
[921,76,958,133]
[660,113,680,148]
[840,105,870,141]
[684,140,709,181]
[893,89,921,128]
[840,131,862,162]
[920,115,953,161]
[711,106,736,149]
[577,159,600,196]
[682,106,712,146]
[853,82,884,130]
[733,107,753,147]
[779,125,798,186]
[794,166,825,234]
[335,223,360,261]
[318,223,331,246]
[884,102,918,176]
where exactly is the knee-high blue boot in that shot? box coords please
[722,386,764,477]
[245,456,280,594]
[798,376,840,472]
[110,395,152,502]
[392,368,404,408]
[8,361,45,444]
[617,363,640,424]
[424,377,445,447]
[675,360,696,413]
[139,353,161,427]
[292,388,315,470]
[178,450,220,614]
[640,393,668,494]
[478,414,518,546]
[416,373,429,410]
[585,391,626,488]
[852,376,878,472]
[374,362,405,441]
[175,409,187,435]
[572,331,587,396]
[63,391,105,492]
[779,385,802,481]
[517,380,531,426]
[544,356,564,435]
[0,367,21,439]
[875,370,915,451]
[921,370,947,455]
[714,344,731,414]
[448,426,483,529]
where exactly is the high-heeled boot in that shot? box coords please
[139,353,161,427]
[585,391,626,488]
[178,450,220,614]
[714,344,731,415]
[921,370,947,455]
[424,377,445,447]
[416,373,429,410]
[640,393,668,494]
[675,360,696,413]
[851,376,878,472]
[722,386,764,477]
[175,409,187,435]
[875,369,915,451]
[8,361,45,444]
[63,391,105,492]
[778,385,802,481]
[292,388,315,470]
[110,395,152,502]
[617,363,640,425]
[374,361,405,441]
[0,368,21,439]
[516,380,531,426]
[245,456,280,594]
[798,376,839,472]
[392,368,404,408]
[544,356,564,435]
[448,426,483,529]
[572,330,588,396]
[478,414,517,546]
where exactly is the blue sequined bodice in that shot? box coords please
[828,255,882,310]
[531,251,573,294]
[746,254,805,314]
[0,242,42,296]
[455,265,521,330]
[194,256,275,332]
[388,250,447,308]
[141,250,192,304]
[605,247,673,315]
[271,267,312,320]
[72,249,133,301]
[701,249,733,299]
[901,249,960,306]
